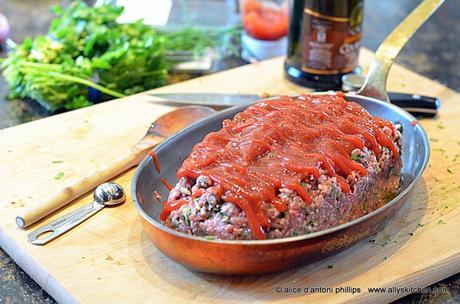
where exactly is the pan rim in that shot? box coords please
[131,92,430,246]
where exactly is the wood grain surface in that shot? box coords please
[0,49,459,304]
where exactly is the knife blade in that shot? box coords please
[149,92,439,117]
[149,93,260,107]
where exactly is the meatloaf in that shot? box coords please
[160,93,402,240]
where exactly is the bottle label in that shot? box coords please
[301,3,363,75]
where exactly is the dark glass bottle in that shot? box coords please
[284,0,364,90]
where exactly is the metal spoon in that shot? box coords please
[28,182,125,245]
[358,0,445,102]
[17,106,216,229]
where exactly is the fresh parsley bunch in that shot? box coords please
[1,1,167,111]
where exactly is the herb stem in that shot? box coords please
[47,72,126,98]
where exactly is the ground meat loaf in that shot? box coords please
[161,94,402,240]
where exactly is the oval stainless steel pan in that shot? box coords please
[132,94,429,275]
[131,0,441,274]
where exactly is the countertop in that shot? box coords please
[0,0,459,303]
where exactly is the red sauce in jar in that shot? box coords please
[167,94,398,239]
[241,0,289,40]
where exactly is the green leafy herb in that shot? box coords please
[206,236,215,240]
[380,233,391,247]
[52,160,64,163]
[351,153,363,162]
[0,2,143,111]
[330,184,339,200]
[161,26,241,60]
[0,1,240,111]
[183,207,191,226]
[54,171,65,180]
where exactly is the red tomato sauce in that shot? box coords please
[160,199,188,221]
[148,151,161,173]
[161,178,173,191]
[167,94,398,239]
[241,0,288,40]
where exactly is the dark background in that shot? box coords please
[0,0,459,303]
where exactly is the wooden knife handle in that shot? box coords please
[16,148,145,229]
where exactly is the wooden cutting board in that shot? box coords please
[1,49,459,304]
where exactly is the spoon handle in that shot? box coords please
[16,148,142,229]
[358,0,445,101]
[27,200,104,245]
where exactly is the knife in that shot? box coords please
[149,92,439,117]
[149,93,260,107]
[342,73,440,117]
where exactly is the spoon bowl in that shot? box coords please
[135,106,216,151]
[94,182,126,206]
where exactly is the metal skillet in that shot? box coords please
[131,0,442,275]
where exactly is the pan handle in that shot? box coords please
[358,0,445,102]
